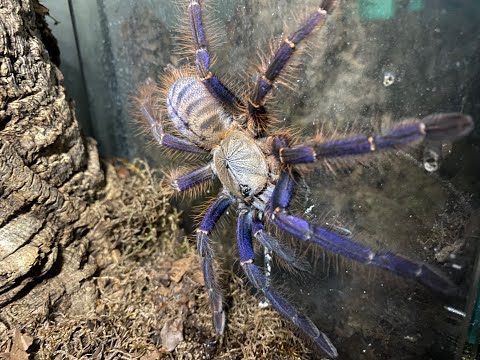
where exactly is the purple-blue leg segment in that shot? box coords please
[269,171,458,296]
[237,209,255,263]
[196,194,232,335]
[199,194,232,233]
[272,211,458,295]
[271,167,297,210]
[422,113,474,141]
[252,219,310,271]
[172,164,214,192]
[237,209,338,358]
[139,100,206,154]
[275,113,474,164]
[271,135,290,156]
[248,0,335,132]
[188,0,242,109]
[242,265,339,358]
[203,76,242,110]
[188,0,209,76]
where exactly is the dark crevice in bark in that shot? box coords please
[32,1,61,67]
[0,115,8,131]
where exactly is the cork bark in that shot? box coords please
[0,0,105,331]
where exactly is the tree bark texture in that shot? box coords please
[0,0,106,329]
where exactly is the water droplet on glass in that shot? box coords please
[383,71,395,87]
[423,146,441,172]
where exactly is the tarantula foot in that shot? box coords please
[422,113,474,142]
[213,309,226,336]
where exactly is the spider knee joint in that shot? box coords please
[240,259,254,266]
[279,148,285,163]
[318,8,328,15]
[367,136,376,151]
[285,38,296,49]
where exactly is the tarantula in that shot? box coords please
[137,0,474,357]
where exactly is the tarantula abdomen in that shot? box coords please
[167,76,232,148]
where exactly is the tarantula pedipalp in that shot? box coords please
[137,0,474,358]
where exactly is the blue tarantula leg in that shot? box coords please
[252,217,311,271]
[160,133,207,153]
[237,209,338,358]
[248,1,336,133]
[188,0,242,108]
[258,246,272,308]
[421,113,474,141]
[188,0,209,77]
[171,164,214,192]
[196,193,233,336]
[203,76,243,110]
[139,96,206,154]
[269,171,458,296]
[272,210,458,295]
[274,113,473,164]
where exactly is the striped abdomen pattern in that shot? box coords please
[167,77,232,148]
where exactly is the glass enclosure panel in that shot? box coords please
[45,1,480,359]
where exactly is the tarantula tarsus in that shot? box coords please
[137,0,474,357]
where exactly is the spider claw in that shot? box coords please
[422,113,474,142]
[413,262,461,297]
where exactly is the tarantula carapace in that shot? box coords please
[137,0,474,357]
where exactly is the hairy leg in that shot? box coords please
[137,82,207,154]
[252,218,310,271]
[247,0,336,134]
[272,113,473,164]
[188,0,242,109]
[196,193,232,335]
[237,208,338,358]
[268,171,458,296]
[170,164,214,192]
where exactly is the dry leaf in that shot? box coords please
[160,318,184,352]
[169,255,195,283]
[10,330,33,360]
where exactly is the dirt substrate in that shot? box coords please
[0,160,314,360]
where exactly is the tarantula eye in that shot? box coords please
[239,184,251,197]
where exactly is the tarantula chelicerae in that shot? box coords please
[137,0,474,357]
